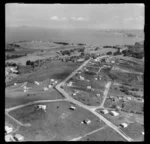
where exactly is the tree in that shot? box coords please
[26,60,31,65]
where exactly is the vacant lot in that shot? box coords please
[5,89,64,108]
[7,61,80,86]
[9,101,105,141]
[120,122,144,141]
[80,126,126,141]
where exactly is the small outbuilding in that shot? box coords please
[101,109,109,114]
[110,111,119,116]
[87,86,92,90]
[81,119,91,125]
[5,134,15,142]
[69,105,76,110]
[14,134,24,141]
[43,87,48,91]
[120,123,128,128]
[34,81,40,85]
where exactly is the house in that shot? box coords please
[5,134,15,142]
[5,125,13,134]
[23,89,27,93]
[14,134,24,141]
[67,81,73,87]
[94,78,98,80]
[80,75,85,80]
[48,84,52,88]
[14,83,17,86]
[96,94,101,97]
[81,119,91,125]
[43,87,48,91]
[77,58,85,62]
[54,81,58,84]
[110,111,119,116]
[34,81,40,85]
[101,109,109,114]
[69,105,76,110]
[120,123,128,128]
[50,79,55,82]
[127,97,132,100]
[37,105,47,112]
[87,86,92,90]
[111,60,115,63]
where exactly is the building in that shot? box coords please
[96,94,101,97]
[120,123,128,128]
[5,134,15,142]
[50,79,55,82]
[37,105,47,112]
[69,105,76,110]
[14,134,24,141]
[14,83,17,86]
[77,58,85,62]
[87,86,92,90]
[5,125,13,134]
[67,81,73,87]
[43,87,48,91]
[34,81,40,85]
[110,111,119,116]
[81,119,91,125]
[80,75,85,80]
[94,78,98,80]
[48,84,52,88]
[101,109,109,114]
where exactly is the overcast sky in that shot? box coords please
[6,4,144,29]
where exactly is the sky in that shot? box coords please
[5,4,144,30]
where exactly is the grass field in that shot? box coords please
[5,89,64,108]
[6,61,80,87]
[9,101,106,141]
[80,126,126,141]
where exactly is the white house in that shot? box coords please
[5,134,15,142]
[94,78,98,80]
[87,86,92,90]
[37,105,47,112]
[48,84,52,88]
[110,111,119,116]
[80,75,85,80]
[101,109,109,114]
[81,119,91,125]
[69,105,76,110]
[67,81,73,87]
[5,125,13,134]
[43,87,48,91]
[14,134,24,141]
[51,79,55,82]
[34,81,40,85]
[96,94,101,97]
[14,83,17,86]
[120,123,128,128]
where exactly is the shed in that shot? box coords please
[110,111,119,116]
[120,123,128,128]
[101,109,109,114]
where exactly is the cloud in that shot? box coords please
[50,16,68,21]
[70,16,89,21]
